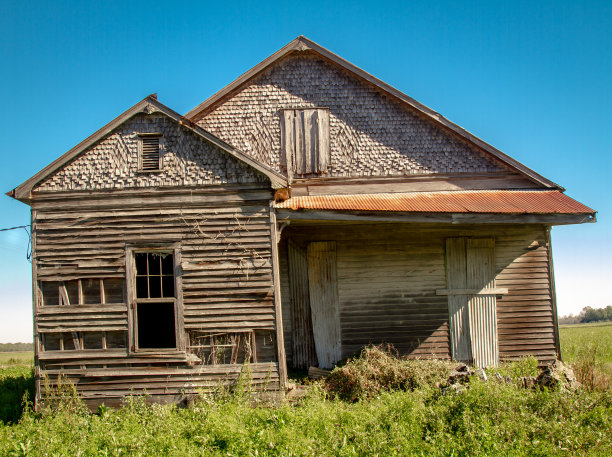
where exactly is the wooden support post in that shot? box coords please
[30,209,42,410]
[100,279,105,305]
[269,204,287,388]
[77,279,83,305]
[547,227,562,360]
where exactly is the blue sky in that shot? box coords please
[0,1,610,342]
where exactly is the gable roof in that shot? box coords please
[8,95,287,201]
[185,36,561,190]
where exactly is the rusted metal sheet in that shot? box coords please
[307,241,341,368]
[287,240,317,369]
[275,190,595,214]
[445,238,472,364]
[467,238,498,368]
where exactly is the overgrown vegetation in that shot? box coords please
[0,324,610,456]
[325,345,455,401]
[560,321,612,391]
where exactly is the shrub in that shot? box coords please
[325,345,454,401]
[0,366,34,424]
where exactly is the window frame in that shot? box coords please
[126,243,184,353]
[137,133,164,172]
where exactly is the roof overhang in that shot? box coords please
[186,36,562,190]
[274,190,596,226]
[7,95,287,203]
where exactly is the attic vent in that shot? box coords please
[138,134,162,171]
[281,108,330,177]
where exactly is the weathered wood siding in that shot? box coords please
[26,109,282,407]
[31,187,279,406]
[281,223,557,366]
[196,53,527,182]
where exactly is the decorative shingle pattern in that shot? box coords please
[38,113,266,191]
[198,53,509,177]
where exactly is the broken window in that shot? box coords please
[133,251,178,350]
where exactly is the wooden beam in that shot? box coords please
[547,227,561,360]
[269,205,287,388]
[436,288,508,296]
[276,209,596,226]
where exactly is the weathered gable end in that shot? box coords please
[192,48,541,190]
[37,112,267,193]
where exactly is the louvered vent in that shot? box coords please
[140,136,161,171]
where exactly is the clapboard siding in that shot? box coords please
[281,223,557,365]
[41,362,280,408]
[32,186,280,407]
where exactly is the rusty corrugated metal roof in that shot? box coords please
[274,190,595,214]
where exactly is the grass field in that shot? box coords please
[0,351,33,367]
[560,321,612,363]
[0,324,610,456]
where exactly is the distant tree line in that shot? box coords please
[0,342,33,352]
[559,306,612,325]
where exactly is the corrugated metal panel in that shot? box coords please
[467,238,498,369]
[275,190,595,214]
[446,238,472,363]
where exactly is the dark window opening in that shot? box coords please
[135,252,174,298]
[137,302,176,349]
[133,251,177,350]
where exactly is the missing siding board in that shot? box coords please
[281,108,330,177]
[254,330,276,362]
[82,279,100,304]
[105,331,127,349]
[188,331,258,365]
[138,134,162,171]
[40,279,124,306]
[41,281,60,306]
[103,279,125,304]
[83,332,104,350]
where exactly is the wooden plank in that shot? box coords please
[269,207,287,387]
[317,109,330,172]
[436,288,508,296]
[445,238,471,363]
[546,227,561,359]
[303,110,313,174]
[288,240,317,369]
[307,241,341,368]
[282,110,294,179]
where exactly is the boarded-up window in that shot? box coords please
[138,134,162,171]
[281,108,330,176]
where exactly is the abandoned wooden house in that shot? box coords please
[7,36,595,407]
